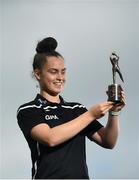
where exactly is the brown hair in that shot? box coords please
[33,37,63,70]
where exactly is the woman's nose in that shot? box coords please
[57,73,63,80]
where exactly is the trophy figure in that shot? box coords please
[108,52,124,102]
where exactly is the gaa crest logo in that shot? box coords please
[45,115,59,120]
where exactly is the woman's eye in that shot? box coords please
[49,70,66,75]
[50,71,57,74]
[62,71,66,75]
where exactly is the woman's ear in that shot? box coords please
[33,69,41,81]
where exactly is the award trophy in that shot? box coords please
[107,52,124,102]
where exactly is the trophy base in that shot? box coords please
[108,84,122,103]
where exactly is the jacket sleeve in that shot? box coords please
[77,104,103,140]
[17,106,46,137]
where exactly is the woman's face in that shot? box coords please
[35,56,66,96]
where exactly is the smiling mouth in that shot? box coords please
[53,82,63,86]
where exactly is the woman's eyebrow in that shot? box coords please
[62,68,67,71]
[48,68,67,71]
[49,68,57,71]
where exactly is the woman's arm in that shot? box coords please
[31,102,114,147]
[91,91,125,149]
[91,114,120,149]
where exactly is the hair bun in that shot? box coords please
[36,37,58,53]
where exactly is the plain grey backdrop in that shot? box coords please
[1,0,139,179]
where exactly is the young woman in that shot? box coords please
[17,37,125,179]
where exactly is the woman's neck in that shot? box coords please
[40,90,60,103]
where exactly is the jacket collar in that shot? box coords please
[34,94,66,106]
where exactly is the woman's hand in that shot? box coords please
[89,101,114,119]
[109,90,126,112]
